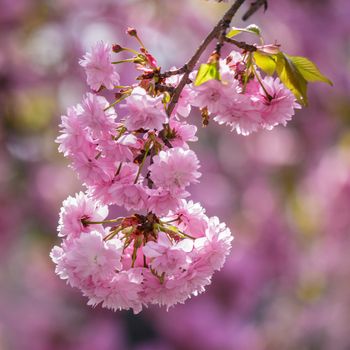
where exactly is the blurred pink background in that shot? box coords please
[0,0,349,349]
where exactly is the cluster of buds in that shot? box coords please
[51,26,301,313]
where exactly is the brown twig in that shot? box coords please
[215,17,232,55]
[242,0,268,21]
[223,37,257,52]
[159,66,189,79]
[154,83,175,93]
[165,0,246,117]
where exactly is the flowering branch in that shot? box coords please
[166,0,246,117]
[51,0,331,315]
[165,0,272,117]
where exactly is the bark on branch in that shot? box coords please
[165,0,268,117]
[166,0,246,117]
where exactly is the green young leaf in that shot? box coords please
[227,24,262,38]
[286,55,333,86]
[162,91,171,106]
[194,62,221,86]
[276,53,308,106]
[246,24,262,36]
[253,51,277,76]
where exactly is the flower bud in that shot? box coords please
[112,44,123,53]
[127,27,137,36]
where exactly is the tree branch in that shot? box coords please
[166,0,246,117]
[223,37,257,52]
[242,0,268,21]
[159,66,189,79]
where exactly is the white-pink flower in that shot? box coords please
[191,79,232,115]
[79,41,120,91]
[168,119,198,149]
[89,269,144,314]
[71,151,115,186]
[168,200,209,238]
[109,183,148,211]
[258,76,300,130]
[149,147,201,192]
[51,230,123,289]
[147,188,187,216]
[176,257,213,296]
[122,87,167,131]
[98,133,138,163]
[58,192,108,239]
[90,162,139,204]
[56,105,94,157]
[79,93,117,137]
[142,269,190,309]
[143,232,193,274]
[213,93,263,136]
[190,61,238,115]
[194,216,233,271]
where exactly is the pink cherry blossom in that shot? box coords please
[79,93,117,137]
[108,183,148,211]
[213,93,263,135]
[90,162,139,204]
[98,133,138,163]
[191,79,232,115]
[168,119,198,148]
[89,269,144,314]
[141,269,191,309]
[149,147,201,192]
[258,76,300,130]
[56,104,92,157]
[51,230,123,288]
[58,192,108,239]
[171,258,213,297]
[122,87,167,131]
[71,151,114,186]
[194,216,233,271]
[147,188,188,216]
[168,199,208,238]
[190,60,239,115]
[143,232,193,274]
[79,41,120,91]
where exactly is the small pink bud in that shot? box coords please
[112,44,123,53]
[145,52,158,68]
[127,27,137,36]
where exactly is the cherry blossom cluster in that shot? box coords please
[191,52,299,135]
[51,193,232,313]
[51,28,300,313]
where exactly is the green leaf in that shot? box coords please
[246,24,262,36]
[194,62,221,86]
[286,55,333,86]
[162,91,171,106]
[276,53,308,106]
[253,51,277,76]
[227,24,262,38]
